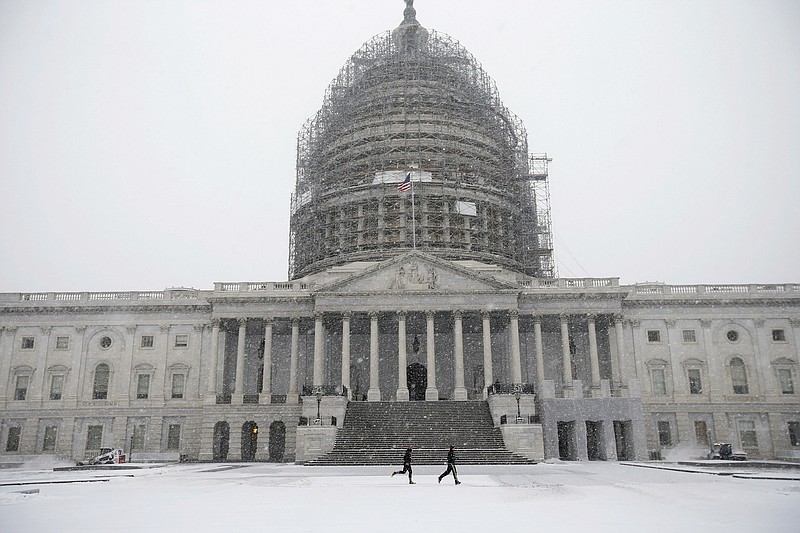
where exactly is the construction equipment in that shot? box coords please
[707,442,747,461]
[76,447,126,466]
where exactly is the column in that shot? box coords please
[612,314,624,388]
[341,312,351,398]
[509,310,522,384]
[260,317,273,403]
[0,327,13,406]
[29,325,52,403]
[453,310,467,400]
[206,319,220,403]
[233,318,247,404]
[425,310,439,401]
[588,314,601,392]
[481,311,493,398]
[313,312,324,388]
[287,317,300,404]
[533,315,545,393]
[367,311,381,401]
[396,311,409,401]
[560,314,574,396]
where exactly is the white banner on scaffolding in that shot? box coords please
[456,200,477,216]
[373,170,433,185]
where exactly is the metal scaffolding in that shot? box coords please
[288,12,554,280]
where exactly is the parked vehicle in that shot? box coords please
[76,448,126,466]
[707,442,747,461]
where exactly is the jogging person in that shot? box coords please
[438,445,461,485]
[391,443,415,484]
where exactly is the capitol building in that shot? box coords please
[2,1,798,465]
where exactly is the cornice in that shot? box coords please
[622,298,800,309]
[0,304,212,315]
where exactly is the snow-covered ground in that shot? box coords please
[1,459,799,532]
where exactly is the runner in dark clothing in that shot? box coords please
[438,445,461,485]
[391,444,415,484]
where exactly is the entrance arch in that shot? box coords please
[268,421,286,462]
[242,421,258,461]
[407,363,427,401]
[213,421,230,461]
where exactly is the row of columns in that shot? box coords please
[210,311,625,403]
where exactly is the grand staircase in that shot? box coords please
[304,401,536,465]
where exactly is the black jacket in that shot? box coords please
[403,448,412,464]
[447,449,457,464]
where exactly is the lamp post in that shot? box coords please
[513,384,522,422]
[313,386,323,424]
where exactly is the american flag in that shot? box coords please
[397,171,412,192]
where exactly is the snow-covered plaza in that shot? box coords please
[1,460,798,532]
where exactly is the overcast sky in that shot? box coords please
[1,0,798,292]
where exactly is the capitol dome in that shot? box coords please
[289,1,554,280]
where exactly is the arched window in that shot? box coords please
[93,363,110,399]
[730,358,749,395]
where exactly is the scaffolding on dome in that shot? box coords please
[288,27,555,280]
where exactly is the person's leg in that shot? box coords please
[453,464,460,484]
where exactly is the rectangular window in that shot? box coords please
[739,420,758,448]
[647,330,661,343]
[43,426,57,451]
[174,334,189,348]
[778,369,794,394]
[15,375,29,400]
[21,336,35,350]
[50,375,64,400]
[682,329,696,343]
[136,374,150,399]
[55,336,70,350]
[651,368,667,395]
[171,374,185,399]
[166,424,181,450]
[772,329,786,342]
[6,427,21,452]
[694,420,709,446]
[688,369,702,394]
[131,424,145,451]
[789,422,800,447]
[86,425,103,450]
[658,421,672,446]
[140,335,154,348]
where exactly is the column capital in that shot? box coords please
[128,325,138,334]
[314,311,324,320]
[160,324,170,332]
[611,313,624,324]
[508,309,519,319]
[263,317,274,327]
[559,313,570,322]
[368,311,380,319]
[193,323,205,332]
[73,325,85,333]
[665,319,677,329]
[291,316,301,326]
[753,318,765,328]
[237,317,248,328]
[40,325,52,334]
[586,313,597,323]
[790,318,800,327]
[211,318,221,328]
[341,311,352,320]
[453,310,463,319]
[425,310,436,319]
[699,319,712,328]
[481,310,491,320]
[397,310,407,319]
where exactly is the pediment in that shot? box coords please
[316,252,518,294]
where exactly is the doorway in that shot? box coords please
[557,421,576,460]
[241,421,258,461]
[213,421,230,461]
[586,421,603,460]
[407,363,427,401]
[268,421,286,462]
[614,420,633,461]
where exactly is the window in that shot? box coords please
[99,336,112,349]
[778,369,794,394]
[21,336,35,350]
[694,420,709,446]
[131,424,145,451]
[166,424,181,450]
[772,329,786,342]
[658,421,672,446]
[647,330,661,343]
[651,368,667,395]
[726,330,739,342]
[140,335,154,348]
[730,358,749,394]
[55,336,70,350]
[50,374,64,400]
[136,374,150,399]
[86,425,103,450]
[682,329,696,343]
[789,422,800,447]
[6,427,21,452]
[174,334,189,348]
[171,374,186,399]
[14,375,29,400]
[92,364,110,400]
[43,426,57,451]
[688,369,702,394]
[738,420,758,448]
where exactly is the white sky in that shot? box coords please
[1,0,799,292]
[1,461,799,532]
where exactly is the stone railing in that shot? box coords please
[632,283,800,296]
[214,281,316,292]
[7,288,203,303]
[520,277,618,289]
